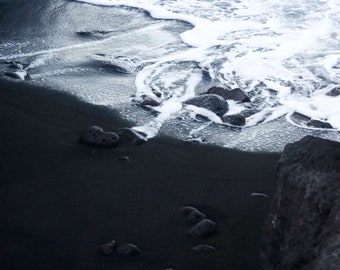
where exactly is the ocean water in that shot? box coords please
[0,0,339,151]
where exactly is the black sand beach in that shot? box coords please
[0,79,280,269]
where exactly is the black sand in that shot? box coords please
[0,79,280,269]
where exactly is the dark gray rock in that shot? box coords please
[116,128,147,145]
[206,86,250,102]
[181,206,198,215]
[306,119,333,129]
[80,126,119,147]
[192,244,216,253]
[3,70,30,80]
[261,136,340,270]
[100,240,116,256]
[221,114,246,126]
[116,244,140,256]
[188,209,207,224]
[184,94,229,116]
[326,87,340,97]
[188,219,216,237]
[206,86,231,100]
[140,95,160,107]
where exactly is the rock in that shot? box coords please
[100,240,116,256]
[207,87,250,102]
[3,70,30,80]
[192,245,216,253]
[306,119,333,129]
[118,156,130,162]
[188,209,207,224]
[184,94,229,117]
[188,219,216,237]
[326,87,340,97]
[116,128,147,145]
[80,126,119,147]
[76,30,112,39]
[181,206,198,215]
[221,114,246,126]
[140,95,160,107]
[261,136,340,270]
[92,54,141,74]
[225,88,251,102]
[116,244,140,256]
[206,86,231,100]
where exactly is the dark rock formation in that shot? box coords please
[206,86,250,102]
[221,114,246,126]
[80,126,119,147]
[307,120,333,129]
[192,245,216,253]
[188,209,207,224]
[261,136,340,270]
[184,94,229,116]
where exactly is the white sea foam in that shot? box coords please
[76,0,340,138]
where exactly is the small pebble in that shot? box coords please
[188,219,216,237]
[118,156,130,162]
[188,209,207,224]
[100,240,116,256]
[192,244,216,253]
[116,243,140,256]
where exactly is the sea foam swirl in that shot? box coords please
[76,0,340,137]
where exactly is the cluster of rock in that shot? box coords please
[181,206,217,253]
[0,60,30,80]
[79,126,147,147]
[261,136,340,270]
[101,240,140,256]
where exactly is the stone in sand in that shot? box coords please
[184,94,229,117]
[326,87,340,97]
[222,114,246,126]
[80,126,119,147]
[206,86,231,100]
[188,209,207,224]
[116,243,140,256]
[181,206,198,215]
[207,86,250,102]
[140,95,160,107]
[192,244,216,253]
[3,70,30,81]
[306,119,333,129]
[188,219,216,237]
[116,128,147,145]
[100,240,116,256]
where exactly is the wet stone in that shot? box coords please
[100,240,116,256]
[140,95,160,107]
[116,128,147,145]
[306,120,333,129]
[206,86,231,100]
[222,114,246,126]
[192,244,216,253]
[188,219,216,237]
[184,94,229,116]
[116,244,140,256]
[326,87,340,97]
[80,126,119,147]
[225,88,251,103]
[188,209,207,224]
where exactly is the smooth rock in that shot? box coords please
[188,209,207,224]
[100,240,116,256]
[140,95,160,107]
[261,136,340,270]
[184,94,229,117]
[80,126,119,147]
[326,87,340,97]
[306,119,333,129]
[206,86,231,100]
[116,128,147,145]
[222,114,246,126]
[188,219,216,237]
[181,206,198,215]
[3,70,30,80]
[92,54,141,74]
[118,156,130,162]
[116,244,140,256]
[225,88,251,102]
[192,245,216,253]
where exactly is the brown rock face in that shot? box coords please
[261,136,340,270]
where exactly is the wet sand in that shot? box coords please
[0,78,280,270]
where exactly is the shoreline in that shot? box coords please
[0,78,280,269]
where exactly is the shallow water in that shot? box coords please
[0,0,339,151]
